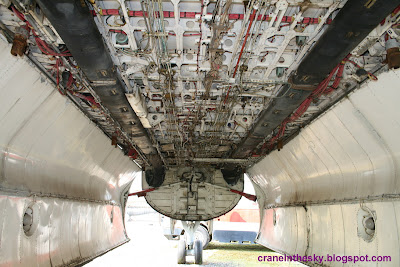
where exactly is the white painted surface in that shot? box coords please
[0,39,140,265]
[249,68,400,206]
[0,39,140,203]
[0,195,127,266]
[258,201,400,266]
[144,168,243,221]
[248,68,400,266]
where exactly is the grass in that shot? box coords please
[205,242,305,266]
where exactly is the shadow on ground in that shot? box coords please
[85,213,304,267]
[204,242,304,267]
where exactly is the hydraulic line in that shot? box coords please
[224,8,257,104]
[231,0,400,159]
[35,0,164,173]
[94,9,332,24]
[196,0,205,73]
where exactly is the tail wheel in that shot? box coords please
[177,238,186,264]
[194,239,203,264]
[195,225,211,249]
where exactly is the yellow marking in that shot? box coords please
[364,0,377,9]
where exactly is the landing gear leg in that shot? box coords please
[177,221,203,264]
[177,238,186,264]
[194,239,203,264]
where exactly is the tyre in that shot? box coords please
[145,168,165,187]
[177,238,186,264]
[194,239,203,264]
[195,225,210,249]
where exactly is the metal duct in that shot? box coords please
[232,0,399,159]
[35,0,163,170]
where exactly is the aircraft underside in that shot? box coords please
[0,0,400,265]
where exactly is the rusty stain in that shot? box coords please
[11,26,29,57]
[386,47,400,69]
[277,140,283,151]
[346,32,354,38]
[111,134,118,147]
[11,34,28,57]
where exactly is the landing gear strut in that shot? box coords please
[177,221,203,264]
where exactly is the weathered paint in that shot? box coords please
[0,39,140,265]
[144,168,243,221]
[248,68,400,266]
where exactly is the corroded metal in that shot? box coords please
[387,47,400,69]
[10,26,29,56]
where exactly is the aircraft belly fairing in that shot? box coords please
[143,167,243,221]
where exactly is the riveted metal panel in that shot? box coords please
[258,201,400,266]
[0,196,7,253]
[248,68,400,206]
[68,201,82,262]
[341,204,361,265]
[49,199,68,266]
[78,204,92,259]
[308,206,331,259]
[393,202,400,260]
[0,40,139,203]
[0,194,129,266]
[274,153,306,204]
[0,196,24,265]
[144,168,243,221]
[37,200,52,267]
[319,111,371,199]
[374,202,400,265]
[355,204,378,267]
[0,38,138,265]
[279,207,298,255]
[329,204,345,267]
[257,207,307,256]
[257,208,275,249]
[312,117,358,200]
[301,128,344,201]
[279,136,321,203]
[333,101,393,197]
[348,85,400,193]
[295,207,308,256]
[20,199,40,267]
[269,156,297,204]
[249,69,400,265]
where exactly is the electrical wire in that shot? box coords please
[264,56,350,150]
[344,59,378,81]
[11,6,71,57]
[224,7,257,104]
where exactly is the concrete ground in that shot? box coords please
[85,212,304,267]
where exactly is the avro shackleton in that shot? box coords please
[0,0,399,265]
